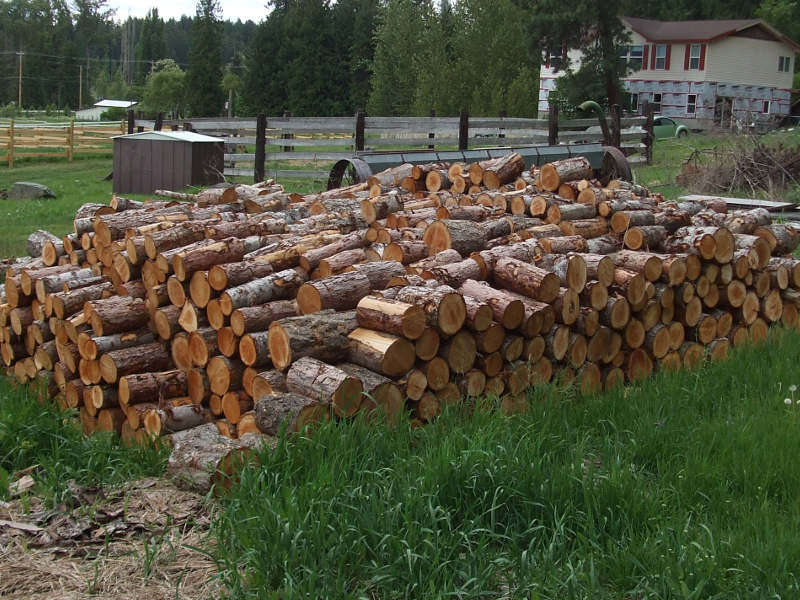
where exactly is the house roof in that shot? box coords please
[622,16,800,52]
[113,131,223,143]
[94,99,138,109]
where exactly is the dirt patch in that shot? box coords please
[0,478,222,599]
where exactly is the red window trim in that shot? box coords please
[642,45,649,70]
[699,44,706,70]
[665,44,671,70]
[683,45,690,70]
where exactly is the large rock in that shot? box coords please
[8,182,56,200]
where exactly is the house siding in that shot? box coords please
[705,36,794,89]
[538,22,797,123]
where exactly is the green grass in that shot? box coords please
[0,379,168,504]
[214,326,800,599]
[0,157,324,258]
[0,158,119,257]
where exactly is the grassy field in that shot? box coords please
[214,326,800,598]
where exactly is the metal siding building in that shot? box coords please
[112,131,225,194]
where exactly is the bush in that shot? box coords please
[100,107,127,121]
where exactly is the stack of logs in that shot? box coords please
[3,152,800,445]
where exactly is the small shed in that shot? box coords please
[113,131,225,194]
[76,99,138,121]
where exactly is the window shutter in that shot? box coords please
[642,45,649,70]
[664,44,671,70]
[684,45,690,70]
[699,44,706,70]
[651,45,656,69]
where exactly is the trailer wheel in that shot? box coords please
[327,158,373,190]
[599,146,633,186]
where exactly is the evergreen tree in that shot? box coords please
[368,0,426,115]
[520,0,633,109]
[135,9,167,84]
[185,0,225,116]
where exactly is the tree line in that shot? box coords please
[0,0,795,118]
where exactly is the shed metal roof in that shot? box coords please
[113,131,223,143]
[94,99,138,108]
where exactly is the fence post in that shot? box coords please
[67,119,74,162]
[548,102,559,145]
[183,122,193,132]
[282,110,293,153]
[354,110,365,152]
[155,113,163,131]
[255,113,267,184]
[459,110,469,151]
[611,104,621,148]
[499,110,506,141]
[644,102,654,165]
[428,109,436,149]
[8,118,14,169]
[126,110,135,135]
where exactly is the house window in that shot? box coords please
[779,56,792,72]
[689,44,702,69]
[687,94,697,114]
[652,93,662,112]
[763,100,771,114]
[626,92,639,112]
[655,44,667,69]
[546,47,563,68]
[620,45,644,70]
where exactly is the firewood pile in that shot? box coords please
[3,152,800,447]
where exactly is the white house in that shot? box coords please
[539,17,800,126]
[75,99,138,121]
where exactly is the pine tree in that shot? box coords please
[185,0,225,116]
[368,0,426,115]
[135,9,167,84]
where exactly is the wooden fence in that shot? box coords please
[0,120,126,168]
[138,108,652,183]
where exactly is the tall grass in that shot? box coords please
[214,326,800,598]
[0,380,167,503]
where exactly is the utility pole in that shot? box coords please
[79,65,83,109]
[16,51,23,108]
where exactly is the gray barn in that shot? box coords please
[113,131,225,194]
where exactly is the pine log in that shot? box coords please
[297,271,372,314]
[286,357,363,418]
[99,342,172,384]
[268,309,359,370]
[539,157,592,192]
[208,260,275,292]
[230,300,297,337]
[219,268,308,316]
[492,258,560,303]
[347,327,416,377]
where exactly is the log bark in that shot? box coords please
[208,260,275,291]
[423,220,488,256]
[539,157,592,192]
[297,271,372,314]
[493,258,560,303]
[219,268,308,315]
[394,285,466,335]
[87,296,149,337]
[268,309,359,370]
[230,300,297,337]
[254,392,330,436]
[286,357,363,418]
[119,370,188,410]
[99,342,172,384]
[356,296,426,340]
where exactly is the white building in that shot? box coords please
[75,99,138,122]
[539,17,799,126]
